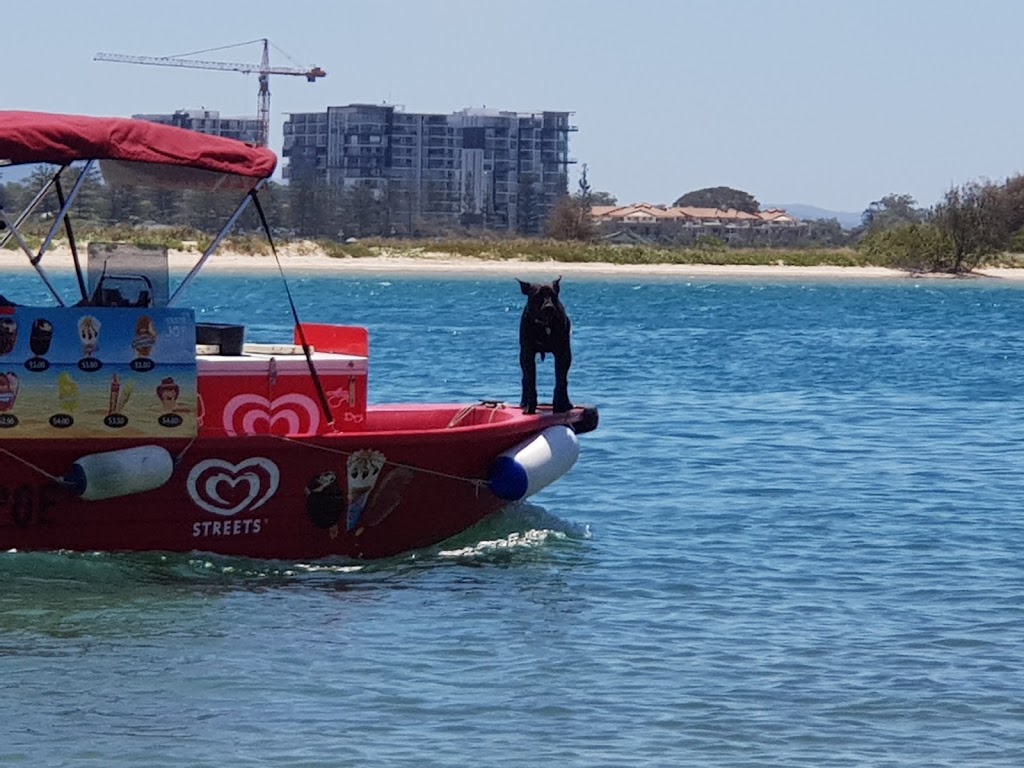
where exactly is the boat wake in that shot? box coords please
[438,527,566,558]
[434,502,591,561]
[0,504,591,586]
[288,502,591,570]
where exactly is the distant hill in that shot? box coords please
[767,203,862,230]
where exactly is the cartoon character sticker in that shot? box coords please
[305,471,345,530]
[346,449,386,532]
[305,451,414,539]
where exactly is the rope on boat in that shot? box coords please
[446,404,477,428]
[269,434,489,497]
[0,445,68,485]
[447,400,506,428]
[0,435,200,490]
[173,435,199,465]
[249,190,335,432]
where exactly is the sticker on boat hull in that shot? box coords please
[187,457,280,516]
[305,450,414,537]
[305,471,345,529]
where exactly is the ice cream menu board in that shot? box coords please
[0,306,197,438]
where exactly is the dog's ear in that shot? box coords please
[518,279,532,295]
[553,276,562,295]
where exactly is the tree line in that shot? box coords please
[846,181,1024,273]
[0,164,398,241]
[3,163,1020,274]
[581,180,1024,274]
[0,163,606,242]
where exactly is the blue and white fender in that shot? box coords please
[64,445,174,501]
[487,425,580,501]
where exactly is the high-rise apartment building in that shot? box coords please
[133,109,262,144]
[282,104,575,234]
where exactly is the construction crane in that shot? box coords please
[95,38,326,148]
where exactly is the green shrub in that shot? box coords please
[857,224,953,272]
[1007,228,1024,253]
[695,234,727,251]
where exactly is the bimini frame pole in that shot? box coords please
[0,162,94,305]
[168,179,265,306]
[53,175,90,302]
[0,171,61,250]
[34,160,93,304]
[0,208,65,306]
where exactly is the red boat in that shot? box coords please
[0,111,597,560]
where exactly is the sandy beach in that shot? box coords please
[4,244,1024,281]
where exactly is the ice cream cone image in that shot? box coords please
[30,318,53,356]
[0,317,18,356]
[131,315,158,357]
[156,376,180,412]
[108,374,121,416]
[346,449,385,532]
[78,315,100,357]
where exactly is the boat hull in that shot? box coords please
[0,404,595,560]
[0,116,601,562]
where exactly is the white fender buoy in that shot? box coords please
[488,425,580,501]
[64,445,174,501]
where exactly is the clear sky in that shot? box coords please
[6,0,1023,214]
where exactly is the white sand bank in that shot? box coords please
[3,245,1023,281]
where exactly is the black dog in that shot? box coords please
[518,277,573,414]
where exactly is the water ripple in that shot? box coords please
[4,275,1024,766]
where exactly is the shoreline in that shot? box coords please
[4,246,1024,281]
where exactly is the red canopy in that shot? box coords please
[0,111,277,178]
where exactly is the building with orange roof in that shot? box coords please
[591,203,806,246]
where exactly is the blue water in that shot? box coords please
[3,270,1024,766]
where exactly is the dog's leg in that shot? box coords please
[552,348,573,413]
[520,349,538,414]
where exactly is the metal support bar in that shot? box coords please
[54,175,89,302]
[0,208,65,306]
[0,170,61,251]
[168,181,264,306]
[35,159,94,266]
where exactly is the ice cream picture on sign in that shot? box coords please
[156,377,180,412]
[57,372,79,413]
[30,318,53,357]
[0,318,17,356]
[78,316,100,357]
[0,372,19,412]
[107,374,134,416]
[132,316,158,357]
